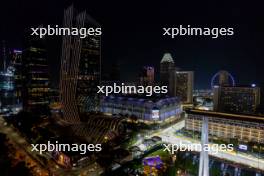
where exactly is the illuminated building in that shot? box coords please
[60,5,101,122]
[0,49,23,112]
[185,109,264,144]
[143,156,163,171]
[169,71,194,104]
[0,67,15,110]
[0,40,9,71]
[160,53,175,87]
[159,53,193,104]
[12,49,23,105]
[143,156,164,175]
[139,66,154,86]
[193,89,213,111]
[100,96,182,122]
[213,85,260,114]
[193,89,212,97]
[22,36,50,113]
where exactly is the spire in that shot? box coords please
[161,53,174,63]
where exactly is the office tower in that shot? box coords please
[212,86,220,111]
[169,71,194,104]
[0,40,8,71]
[60,5,101,122]
[139,66,154,86]
[0,66,15,110]
[160,53,175,87]
[12,49,23,105]
[213,85,260,114]
[22,35,50,113]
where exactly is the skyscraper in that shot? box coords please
[12,49,23,106]
[213,85,260,114]
[160,53,175,87]
[169,71,194,104]
[0,67,15,110]
[60,5,101,123]
[0,40,8,71]
[139,66,154,86]
[22,35,50,114]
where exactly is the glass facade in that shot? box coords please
[77,31,101,113]
[22,39,50,113]
[0,68,15,110]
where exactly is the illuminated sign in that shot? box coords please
[152,109,159,119]
[238,144,248,151]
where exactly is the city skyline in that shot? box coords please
[1,2,264,176]
[0,0,264,89]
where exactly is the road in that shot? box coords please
[136,119,264,171]
[0,116,102,176]
[0,116,50,176]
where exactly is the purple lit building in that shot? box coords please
[143,156,163,169]
[100,96,182,122]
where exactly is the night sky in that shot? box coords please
[1,0,264,89]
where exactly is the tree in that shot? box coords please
[10,161,33,176]
[0,133,11,176]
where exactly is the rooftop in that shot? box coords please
[102,95,180,108]
[187,109,264,123]
[160,53,174,63]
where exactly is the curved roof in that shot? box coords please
[70,115,125,144]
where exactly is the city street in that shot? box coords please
[0,116,101,176]
[136,119,264,171]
